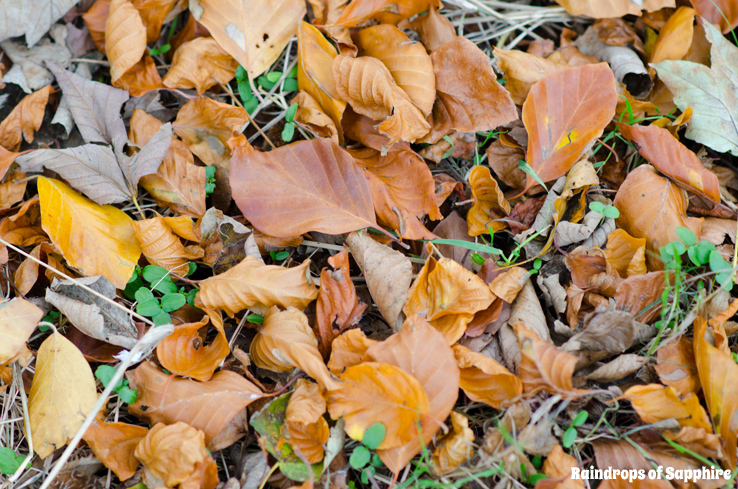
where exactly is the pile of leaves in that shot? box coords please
[0,0,737,488]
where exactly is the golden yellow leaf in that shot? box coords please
[38,177,142,289]
[106,0,147,82]
[327,362,430,449]
[163,37,239,93]
[431,411,474,475]
[0,86,51,151]
[623,384,712,431]
[605,229,647,278]
[467,165,511,235]
[404,257,495,344]
[649,7,695,70]
[131,215,203,276]
[452,344,522,409]
[0,298,44,365]
[83,418,148,481]
[194,256,318,316]
[29,330,98,458]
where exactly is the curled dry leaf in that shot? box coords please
[554,0,675,18]
[131,215,203,276]
[292,91,338,141]
[0,298,43,365]
[655,336,699,397]
[112,55,163,96]
[452,344,522,409]
[327,362,430,449]
[327,328,377,375]
[333,55,430,145]
[250,306,336,390]
[493,48,569,106]
[285,379,330,464]
[346,231,412,329]
[134,422,218,489]
[618,123,720,203]
[231,136,377,237]
[408,6,456,52]
[404,256,495,344]
[354,24,435,116]
[522,63,617,192]
[586,354,650,383]
[623,384,712,431]
[29,330,98,458]
[194,255,318,316]
[605,229,647,278]
[467,165,511,235]
[0,85,51,151]
[541,444,584,489]
[105,0,146,82]
[38,177,142,289]
[82,419,148,481]
[431,411,474,475]
[422,37,517,144]
[163,37,239,93]
[127,361,264,450]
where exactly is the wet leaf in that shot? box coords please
[332,0,437,27]
[541,444,584,489]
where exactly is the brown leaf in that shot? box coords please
[195,256,318,316]
[0,85,51,151]
[565,247,608,289]
[105,0,146,82]
[131,215,203,276]
[332,0,437,27]
[554,0,675,18]
[541,444,584,489]
[486,138,527,190]
[605,229,647,278]
[132,0,179,44]
[333,54,430,145]
[163,37,239,93]
[170,13,211,54]
[623,384,712,431]
[230,136,377,237]
[83,0,110,53]
[515,322,587,397]
[467,165,511,235]
[404,257,495,344]
[612,271,669,323]
[614,165,703,270]
[452,343,522,409]
[292,91,339,141]
[127,362,264,450]
[83,419,148,481]
[327,328,377,375]
[134,422,218,489]
[523,63,617,191]
[655,336,699,397]
[315,247,367,358]
[422,38,517,144]
[285,379,330,464]
[431,411,474,475]
[618,123,720,203]
[691,0,738,34]
[112,54,163,96]
[354,24,435,115]
[493,48,569,105]
[327,362,430,449]
[406,6,456,52]
[250,306,336,390]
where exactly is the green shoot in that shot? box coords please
[0,447,29,475]
[205,166,217,195]
[518,160,547,191]
[95,365,137,404]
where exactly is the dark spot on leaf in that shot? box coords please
[263,33,269,42]
[140,405,149,411]
[193,338,202,350]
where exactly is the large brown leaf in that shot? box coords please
[691,0,738,34]
[163,37,239,93]
[333,55,430,145]
[354,24,435,116]
[522,63,617,191]
[230,136,377,237]
[83,419,148,481]
[618,123,720,203]
[105,0,146,82]
[127,362,263,450]
[452,344,522,409]
[422,37,517,144]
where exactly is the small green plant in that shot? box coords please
[129,264,198,325]
[563,411,588,448]
[246,314,264,324]
[528,258,543,276]
[0,447,28,475]
[349,423,386,485]
[441,135,455,159]
[282,102,298,142]
[147,16,178,56]
[660,226,734,291]
[588,201,620,224]
[95,365,137,403]
[205,166,216,195]
[270,250,290,261]
[39,310,60,332]
[235,65,298,113]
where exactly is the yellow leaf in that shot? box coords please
[38,177,142,289]
[29,330,98,458]
[106,0,147,82]
[623,384,712,432]
[0,298,44,365]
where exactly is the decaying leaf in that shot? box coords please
[431,411,474,475]
[0,85,51,151]
[655,336,699,397]
[0,298,44,365]
[452,344,522,409]
[83,419,148,481]
[163,37,239,93]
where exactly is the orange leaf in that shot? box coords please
[522,63,617,191]
[655,336,700,397]
[540,444,584,489]
[163,37,239,93]
[230,137,377,237]
[112,54,163,96]
[83,0,110,53]
[623,384,712,431]
[605,229,647,278]
[127,362,264,450]
[612,271,668,323]
[452,344,522,409]
[292,91,339,141]
[327,328,377,375]
[691,0,738,34]
[618,123,720,203]
[407,6,456,52]
[431,411,474,475]
[83,419,148,481]
[105,0,147,82]
[132,0,179,44]
[467,165,511,235]
[649,7,695,70]
[404,256,495,344]
[131,215,203,275]
[0,86,51,151]
[285,379,330,464]
[332,0,437,27]
[493,47,570,105]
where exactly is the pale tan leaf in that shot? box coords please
[0,298,44,365]
[163,37,239,93]
[106,0,147,82]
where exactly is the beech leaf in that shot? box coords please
[82,419,148,481]
[0,298,44,365]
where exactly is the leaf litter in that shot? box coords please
[0,1,738,489]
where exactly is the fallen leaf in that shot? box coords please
[407,6,456,52]
[618,123,720,203]
[614,165,703,269]
[0,85,51,151]
[554,0,675,18]
[623,384,712,431]
[127,361,264,450]
[163,37,238,93]
[327,362,430,449]
[0,0,78,47]
[493,47,570,105]
[522,63,617,191]
[105,0,147,82]
[37,177,142,289]
[134,422,218,489]
[315,247,367,358]
[0,298,43,365]
[250,306,336,390]
[193,0,305,78]
[231,136,377,237]
[333,54,430,145]
[655,336,699,397]
[332,0,437,26]
[690,0,738,34]
[327,328,377,375]
[29,329,98,458]
[467,165,512,235]
[424,211,492,270]
[354,24,435,116]
[487,139,527,191]
[133,0,179,44]
[131,215,203,276]
[292,91,339,141]
[82,419,148,481]
[586,354,649,383]
[83,0,110,52]
[649,7,695,71]
[112,54,163,96]
[431,411,474,475]
[404,256,495,344]
[285,379,330,464]
[541,444,584,489]
[612,271,669,323]
[452,343,522,409]
[605,229,647,278]
[0,170,27,211]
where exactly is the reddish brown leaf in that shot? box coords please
[83,419,148,481]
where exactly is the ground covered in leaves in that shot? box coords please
[1,0,738,488]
